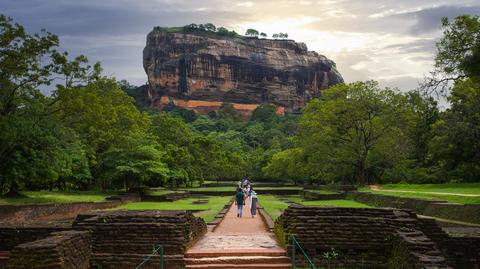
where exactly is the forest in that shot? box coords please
[1,14,479,195]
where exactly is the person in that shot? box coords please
[250,189,257,218]
[246,184,251,198]
[237,180,242,189]
[242,177,250,189]
[235,188,245,218]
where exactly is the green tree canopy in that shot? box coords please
[424,15,480,92]
[245,28,259,37]
[298,81,415,185]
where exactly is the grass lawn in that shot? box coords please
[367,183,480,194]
[258,195,290,221]
[185,186,303,192]
[0,190,118,205]
[260,195,372,221]
[148,189,177,196]
[308,190,340,194]
[301,199,372,208]
[118,196,232,223]
[359,183,480,204]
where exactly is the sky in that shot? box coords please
[1,0,479,91]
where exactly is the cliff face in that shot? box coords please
[143,29,343,116]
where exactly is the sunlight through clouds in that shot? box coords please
[1,0,478,89]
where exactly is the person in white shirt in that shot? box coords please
[250,190,257,218]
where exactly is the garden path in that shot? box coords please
[185,196,291,268]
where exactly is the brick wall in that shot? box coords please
[418,217,480,268]
[0,226,70,251]
[0,193,140,224]
[6,230,91,269]
[348,191,480,224]
[72,210,207,269]
[275,205,449,268]
[303,190,346,200]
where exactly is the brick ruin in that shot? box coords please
[0,193,140,224]
[7,231,91,269]
[348,191,480,224]
[0,193,479,268]
[275,205,480,269]
[0,210,206,269]
[73,210,206,269]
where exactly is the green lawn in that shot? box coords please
[185,186,302,192]
[308,190,340,194]
[148,190,176,196]
[118,196,232,223]
[366,183,480,194]
[258,195,291,221]
[301,200,371,208]
[259,195,371,221]
[359,183,480,204]
[0,190,118,205]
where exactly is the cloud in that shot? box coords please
[1,0,479,89]
[399,5,480,35]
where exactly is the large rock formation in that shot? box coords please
[143,28,344,116]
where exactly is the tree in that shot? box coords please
[0,15,92,194]
[260,32,267,38]
[423,15,480,92]
[429,79,480,182]
[0,15,58,117]
[299,81,415,185]
[263,148,307,185]
[101,134,168,189]
[190,115,217,134]
[250,104,280,128]
[245,28,259,37]
[217,27,229,34]
[0,104,90,194]
[183,24,199,31]
[405,91,439,166]
[149,112,205,186]
[217,27,239,37]
[204,23,216,32]
[272,33,279,39]
[55,78,150,188]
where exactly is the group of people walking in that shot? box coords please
[235,178,258,218]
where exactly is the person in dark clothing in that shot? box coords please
[235,188,245,217]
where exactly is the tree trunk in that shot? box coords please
[356,160,367,185]
[5,181,22,197]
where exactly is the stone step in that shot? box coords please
[185,263,292,269]
[186,249,286,258]
[185,255,291,265]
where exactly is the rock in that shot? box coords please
[142,29,344,116]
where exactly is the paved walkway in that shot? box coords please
[188,196,282,252]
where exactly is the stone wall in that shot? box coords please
[72,210,207,269]
[417,217,480,268]
[142,192,190,202]
[275,205,449,268]
[0,225,70,251]
[5,231,91,269]
[304,185,357,192]
[0,193,140,224]
[303,190,346,200]
[189,189,300,196]
[348,191,480,224]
